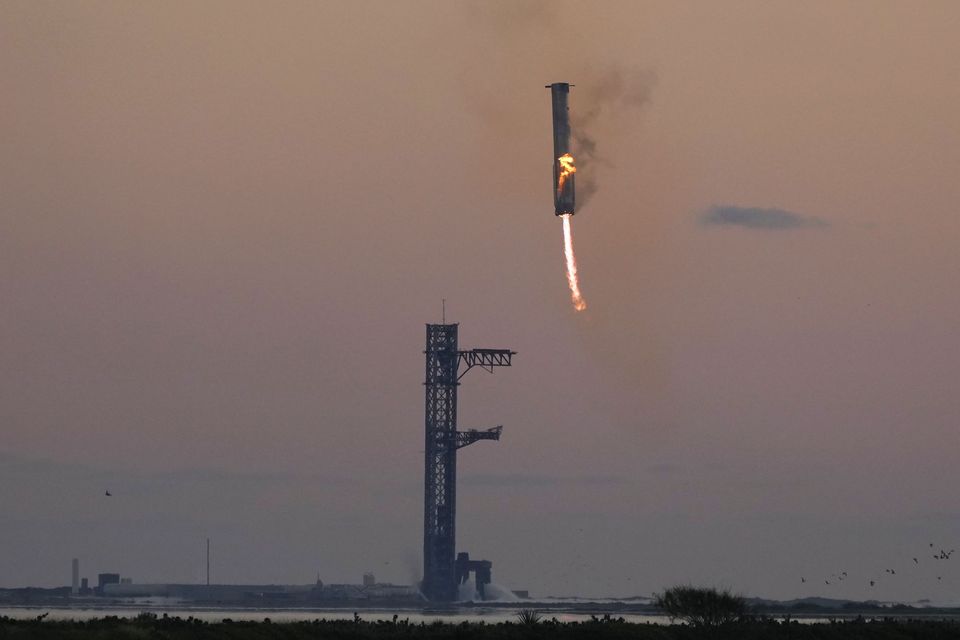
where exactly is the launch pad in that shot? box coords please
[421,323,514,602]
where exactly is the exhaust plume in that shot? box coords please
[560,214,586,311]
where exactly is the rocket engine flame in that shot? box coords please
[560,213,586,311]
[556,153,577,197]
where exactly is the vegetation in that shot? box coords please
[4,613,960,639]
[514,609,542,624]
[654,585,747,627]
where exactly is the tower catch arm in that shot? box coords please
[456,426,503,449]
[458,349,515,379]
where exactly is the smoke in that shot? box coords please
[571,67,657,208]
[457,579,520,602]
[457,580,478,602]
[701,205,827,230]
[483,582,520,602]
[459,3,657,213]
[403,550,421,588]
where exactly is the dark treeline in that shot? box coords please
[4,614,960,640]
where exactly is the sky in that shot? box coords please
[2,0,960,603]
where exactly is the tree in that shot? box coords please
[654,585,747,627]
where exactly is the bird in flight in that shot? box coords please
[914,558,919,564]
[105,491,112,496]
[869,580,875,587]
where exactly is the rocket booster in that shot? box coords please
[547,82,575,216]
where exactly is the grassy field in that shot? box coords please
[5,614,960,640]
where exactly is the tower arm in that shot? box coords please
[457,349,515,380]
[455,426,503,449]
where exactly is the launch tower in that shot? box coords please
[421,323,514,602]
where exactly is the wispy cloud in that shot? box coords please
[700,205,826,230]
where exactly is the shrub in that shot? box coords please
[515,609,542,625]
[654,585,746,627]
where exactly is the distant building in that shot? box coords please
[363,572,375,587]
[101,582,423,604]
[71,559,79,595]
[97,573,120,595]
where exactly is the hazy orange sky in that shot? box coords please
[3,1,960,602]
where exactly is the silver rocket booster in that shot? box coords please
[547,82,575,216]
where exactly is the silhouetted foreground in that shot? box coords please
[6,614,960,639]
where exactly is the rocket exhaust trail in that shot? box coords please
[560,214,586,311]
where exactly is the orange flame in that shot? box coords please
[560,214,586,311]
[557,153,577,196]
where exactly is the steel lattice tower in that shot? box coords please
[422,323,514,602]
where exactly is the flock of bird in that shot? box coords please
[802,543,956,590]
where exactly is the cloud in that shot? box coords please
[700,205,826,230]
